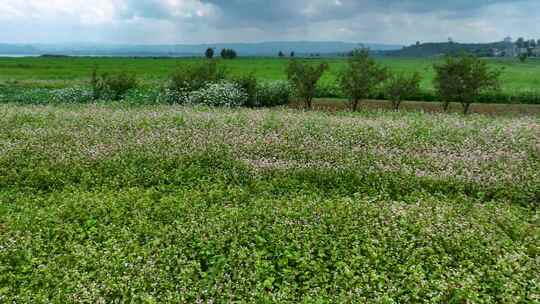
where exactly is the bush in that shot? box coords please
[256,81,293,107]
[91,69,138,101]
[189,81,248,107]
[315,81,343,98]
[50,87,93,104]
[167,60,227,102]
[231,73,258,107]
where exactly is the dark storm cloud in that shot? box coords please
[199,0,522,24]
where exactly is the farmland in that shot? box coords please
[0,54,539,302]
[1,104,539,302]
[1,56,540,94]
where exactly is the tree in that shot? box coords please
[385,72,422,110]
[433,54,501,114]
[221,48,237,59]
[290,51,295,57]
[278,51,285,58]
[337,49,388,111]
[516,37,525,49]
[519,53,528,63]
[286,60,329,110]
[205,48,214,59]
[537,39,540,47]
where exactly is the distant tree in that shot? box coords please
[416,41,421,46]
[529,40,537,48]
[516,37,525,49]
[433,54,501,114]
[338,49,388,111]
[537,39,540,47]
[519,53,528,63]
[221,48,237,59]
[290,51,295,57]
[385,72,422,110]
[278,51,285,58]
[286,60,329,109]
[205,47,214,59]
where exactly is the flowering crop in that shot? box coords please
[0,104,538,302]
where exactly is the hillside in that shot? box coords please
[383,41,511,57]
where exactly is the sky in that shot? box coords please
[0,0,539,45]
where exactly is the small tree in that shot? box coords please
[385,72,421,110]
[433,54,501,114]
[286,60,328,110]
[290,51,295,57]
[519,53,528,63]
[338,49,387,111]
[278,51,285,58]
[205,48,214,59]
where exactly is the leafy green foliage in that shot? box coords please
[286,60,329,109]
[167,60,228,101]
[434,54,501,114]
[385,72,422,110]
[338,49,387,111]
[231,72,258,107]
[256,80,292,107]
[90,69,138,101]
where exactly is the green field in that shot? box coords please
[1,104,538,302]
[1,56,539,93]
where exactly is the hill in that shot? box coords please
[383,41,512,57]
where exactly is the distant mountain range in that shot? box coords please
[0,41,402,57]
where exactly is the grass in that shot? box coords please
[1,56,539,94]
[0,104,538,302]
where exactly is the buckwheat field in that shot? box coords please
[1,104,539,302]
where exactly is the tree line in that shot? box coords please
[287,49,500,114]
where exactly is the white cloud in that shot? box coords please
[0,0,538,44]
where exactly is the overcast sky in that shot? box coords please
[1,0,539,45]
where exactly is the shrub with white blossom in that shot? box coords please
[189,81,248,107]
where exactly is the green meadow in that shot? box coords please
[1,56,539,93]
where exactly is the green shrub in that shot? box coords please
[256,81,293,107]
[231,73,258,107]
[91,69,138,101]
[167,60,228,103]
[189,81,248,107]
